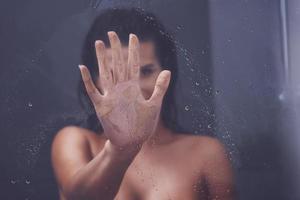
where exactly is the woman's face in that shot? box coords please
[102,41,163,100]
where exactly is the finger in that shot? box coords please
[127,34,140,81]
[78,65,103,105]
[147,70,171,103]
[108,31,126,83]
[95,40,113,94]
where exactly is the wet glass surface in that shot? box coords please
[0,0,299,199]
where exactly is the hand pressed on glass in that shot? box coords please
[79,31,171,152]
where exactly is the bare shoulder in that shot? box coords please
[52,125,87,141]
[52,125,107,157]
[52,126,89,151]
[184,134,232,172]
[51,126,88,154]
[51,126,108,196]
[194,135,227,154]
[173,133,228,160]
[173,133,235,197]
[174,133,224,147]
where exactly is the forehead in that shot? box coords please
[105,41,157,64]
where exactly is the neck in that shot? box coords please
[142,117,174,149]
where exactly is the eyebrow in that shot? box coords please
[140,63,155,69]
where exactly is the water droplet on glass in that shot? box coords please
[176,25,183,30]
[159,30,165,35]
[184,105,190,111]
[25,180,31,184]
[208,124,212,129]
[278,93,285,101]
[215,90,220,95]
[195,82,200,86]
[193,184,197,191]
[10,180,17,184]
[28,102,33,107]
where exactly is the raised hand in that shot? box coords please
[79,31,171,151]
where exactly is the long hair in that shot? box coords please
[78,7,186,134]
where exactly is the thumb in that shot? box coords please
[148,70,171,103]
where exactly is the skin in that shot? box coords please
[51,31,236,200]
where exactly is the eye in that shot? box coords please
[140,68,153,76]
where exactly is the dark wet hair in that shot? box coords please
[78,7,186,134]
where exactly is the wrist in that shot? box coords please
[104,140,141,161]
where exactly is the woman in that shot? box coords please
[51,8,236,200]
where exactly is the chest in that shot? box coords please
[114,152,208,200]
[87,134,209,199]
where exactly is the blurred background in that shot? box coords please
[0,0,299,199]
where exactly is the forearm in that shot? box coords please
[65,140,140,200]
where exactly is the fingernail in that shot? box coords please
[108,31,115,37]
[78,65,83,70]
[130,34,138,45]
[129,33,134,39]
[165,70,171,78]
[130,33,138,40]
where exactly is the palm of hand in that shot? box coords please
[97,81,160,148]
[79,31,171,148]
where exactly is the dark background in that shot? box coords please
[0,0,298,199]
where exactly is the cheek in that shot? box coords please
[139,74,160,98]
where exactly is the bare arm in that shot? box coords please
[51,126,140,200]
[202,137,237,200]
